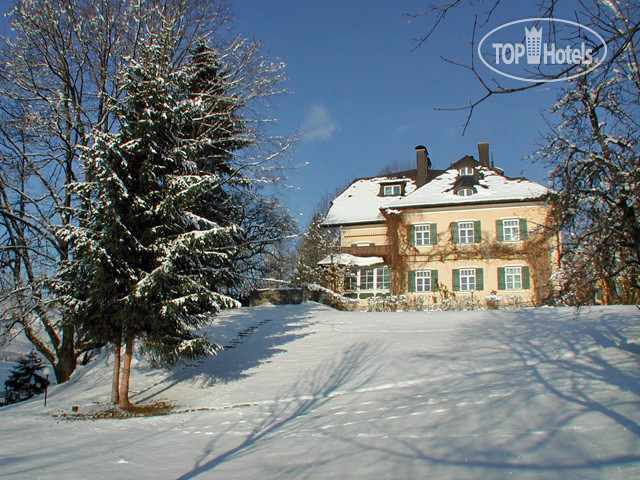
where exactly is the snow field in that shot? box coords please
[1,303,639,479]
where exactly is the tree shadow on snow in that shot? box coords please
[135,303,327,402]
[335,306,640,477]
[174,341,380,480]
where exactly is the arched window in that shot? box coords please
[457,188,474,197]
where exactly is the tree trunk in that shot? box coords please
[111,343,121,404]
[118,336,134,410]
[52,325,77,383]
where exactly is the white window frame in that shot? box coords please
[415,270,432,292]
[458,221,475,244]
[344,271,358,291]
[360,269,374,290]
[346,267,391,293]
[414,224,431,246]
[376,267,390,290]
[457,188,474,197]
[459,268,476,291]
[505,266,523,290]
[503,218,520,242]
[382,184,402,196]
[459,167,474,176]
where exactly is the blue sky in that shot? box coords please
[231,1,583,224]
[0,1,588,226]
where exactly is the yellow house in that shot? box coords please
[321,144,559,309]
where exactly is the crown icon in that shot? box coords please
[525,26,543,64]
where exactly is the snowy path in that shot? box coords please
[1,303,639,479]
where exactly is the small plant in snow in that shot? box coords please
[4,352,50,405]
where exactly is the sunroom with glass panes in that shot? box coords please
[344,266,391,299]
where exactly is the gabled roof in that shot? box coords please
[389,161,549,209]
[322,154,549,227]
[322,174,418,226]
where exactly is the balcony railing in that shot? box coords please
[341,244,390,257]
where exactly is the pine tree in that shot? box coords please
[295,210,337,286]
[63,31,289,408]
[4,352,50,405]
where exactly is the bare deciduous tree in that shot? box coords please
[411,1,640,303]
[0,0,232,382]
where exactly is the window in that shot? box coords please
[505,267,522,290]
[344,272,357,291]
[497,218,528,242]
[415,225,430,246]
[458,221,475,244]
[503,219,520,242]
[498,266,530,290]
[459,167,474,176]
[459,269,476,291]
[361,269,374,290]
[457,188,474,197]
[410,224,437,246]
[344,267,391,293]
[382,184,402,196]
[376,267,390,290]
[453,268,483,292]
[416,271,432,292]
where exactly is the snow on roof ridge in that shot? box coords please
[322,159,549,227]
[388,165,549,209]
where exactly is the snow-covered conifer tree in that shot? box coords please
[4,351,50,405]
[0,0,240,384]
[64,25,293,408]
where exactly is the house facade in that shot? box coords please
[321,144,559,308]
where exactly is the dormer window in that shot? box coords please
[457,188,474,197]
[381,183,403,196]
[459,167,474,176]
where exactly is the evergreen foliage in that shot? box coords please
[294,209,338,286]
[0,0,256,384]
[65,37,252,364]
[4,351,50,405]
[58,24,294,409]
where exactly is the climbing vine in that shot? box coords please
[383,210,558,306]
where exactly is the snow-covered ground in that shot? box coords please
[1,303,639,479]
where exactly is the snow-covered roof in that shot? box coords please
[318,253,385,267]
[388,166,549,209]
[322,176,417,226]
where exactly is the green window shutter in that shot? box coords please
[452,269,460,291]
[451,222,459,244]
[369,242,375,246]
[522,266,531,289]
[408,271,416,293]
[408,226,415,246]
[351,244,358,248]
[430,223,438,245]
[498,267,506,290]
[496,219,504,242]
[474,220,482,243]
[519,219,529,240]
[430,270,438,292]
[476,268,484,290]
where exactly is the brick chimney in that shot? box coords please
[415,145,431,187]
[478,142,490,167]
